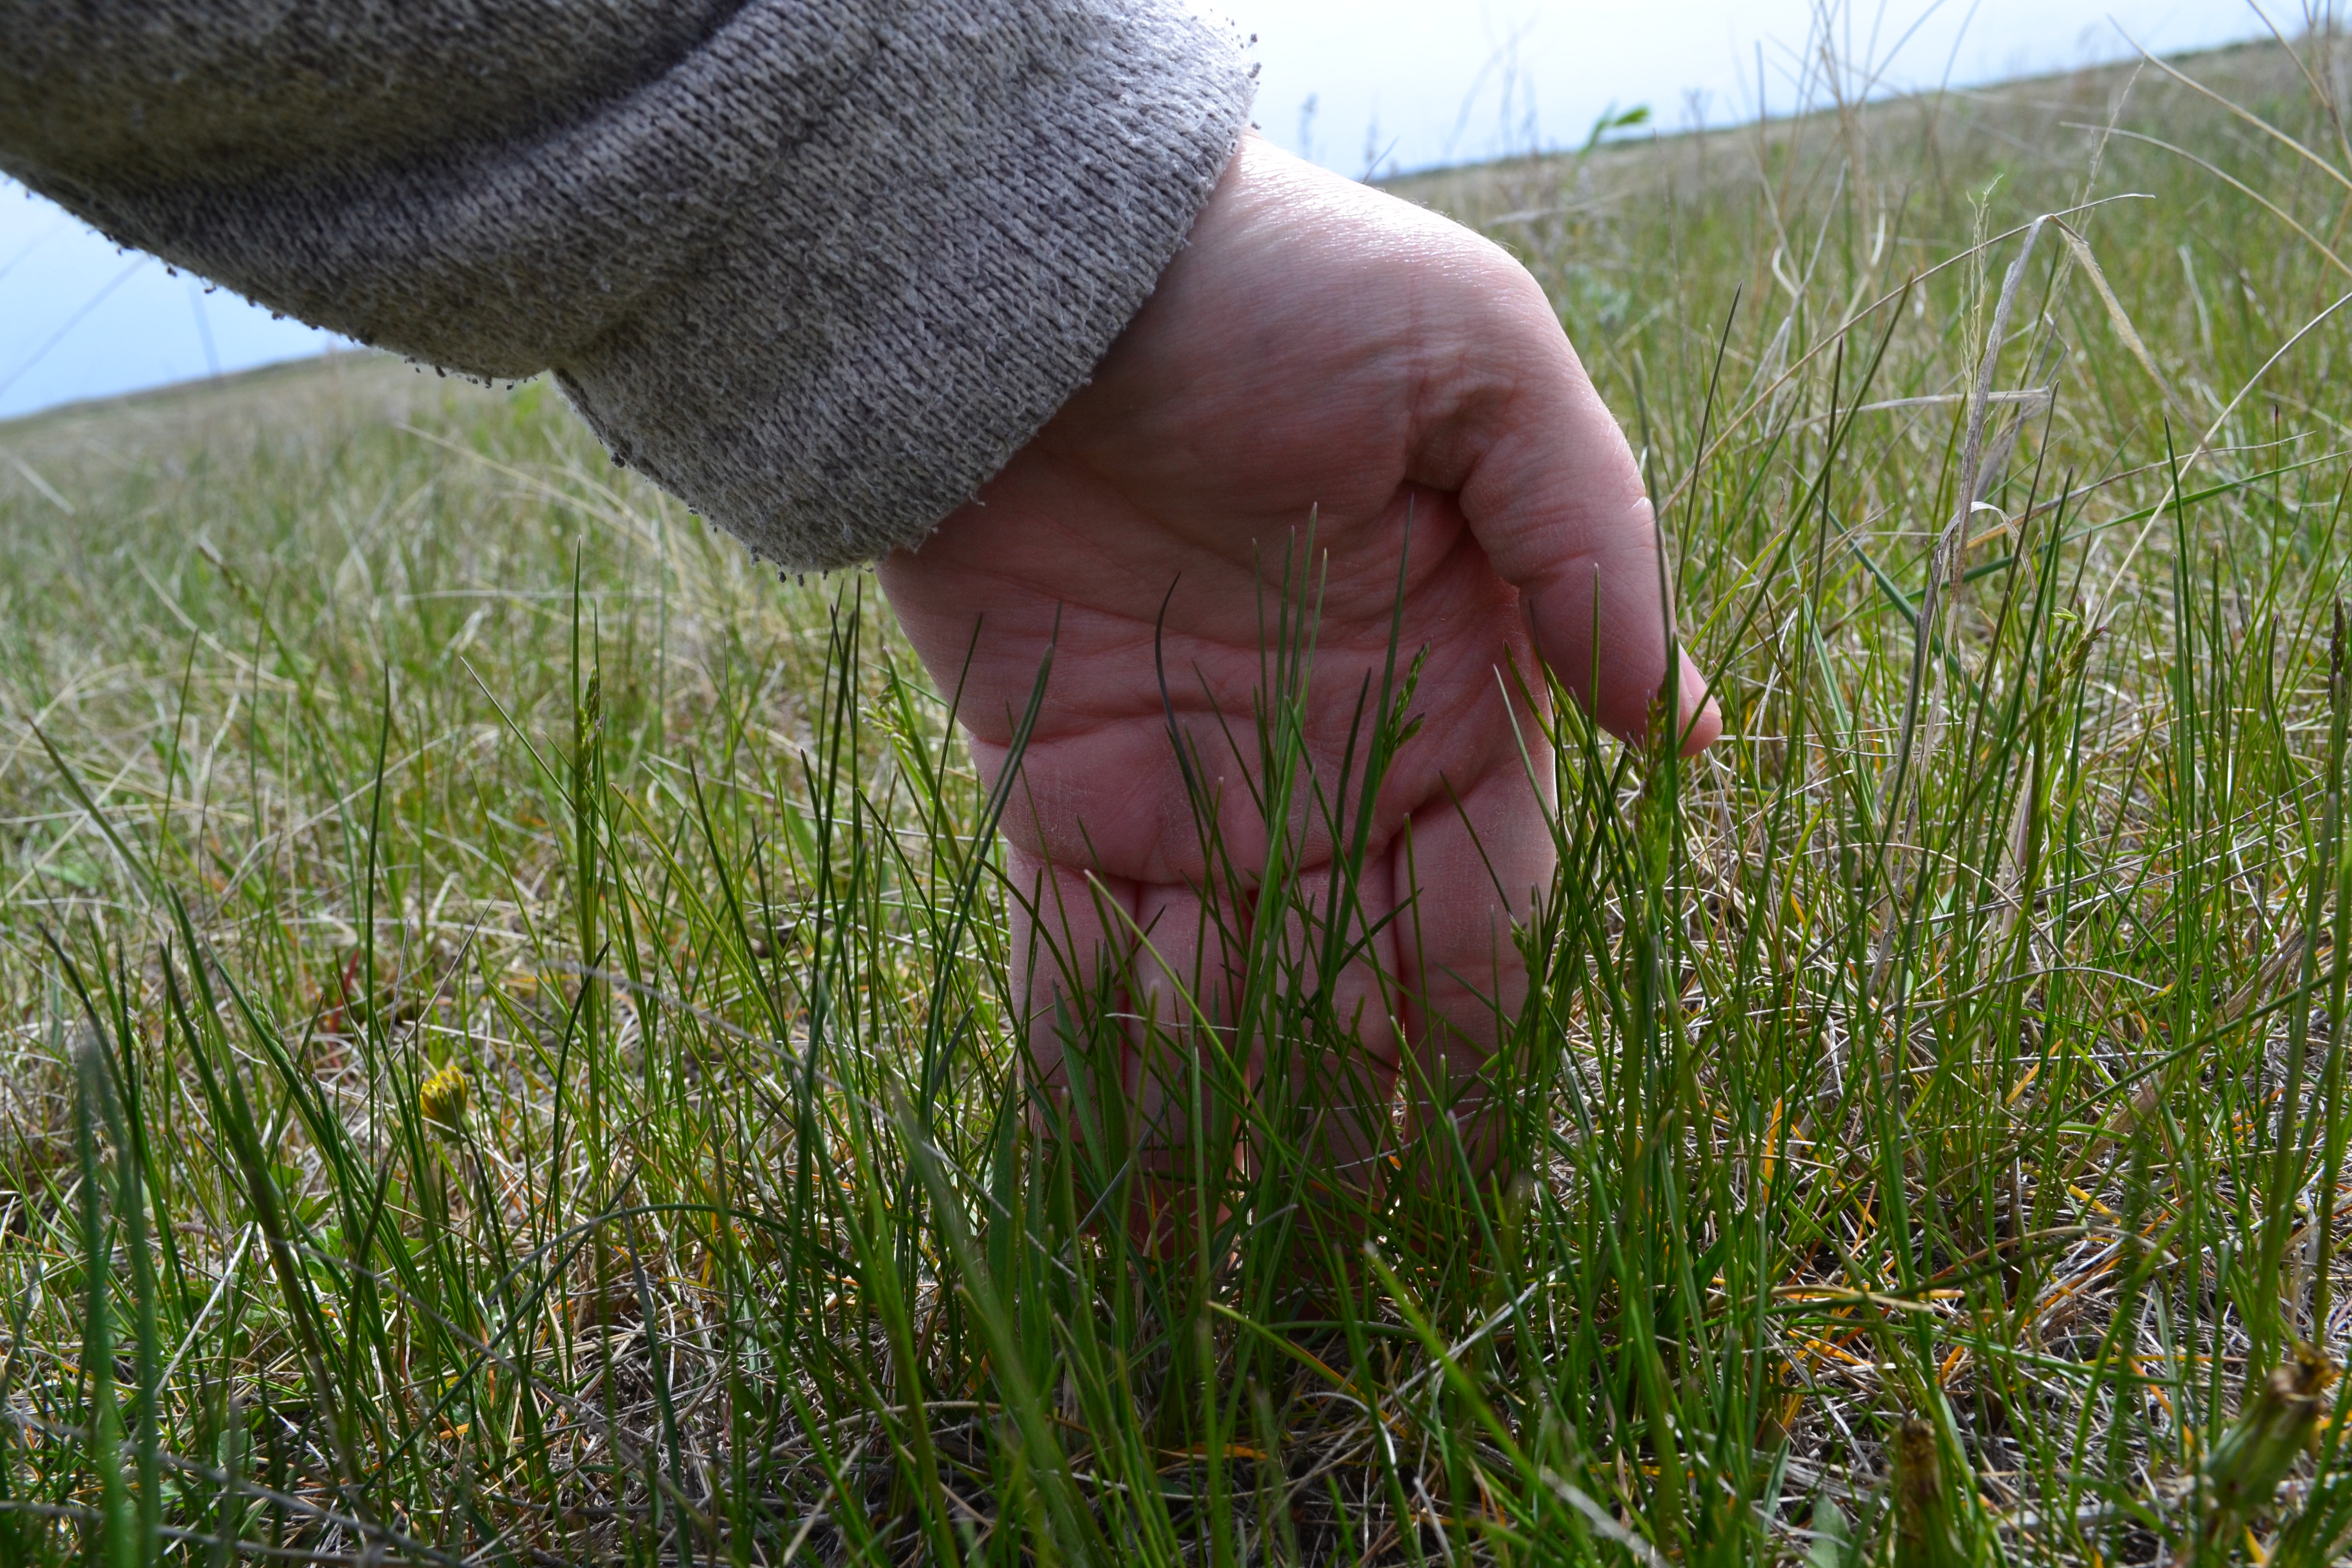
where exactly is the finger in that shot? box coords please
[1269,861,1403,1201]
[1004,855,1134,1150]
[1124,878,1250,1152]
[1391,770,1557,1173]
[1006,852,1251,1252]
[1119,877,1258,1254]
[1442,268,1722,755]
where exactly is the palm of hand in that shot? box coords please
[878,137,1715,1181]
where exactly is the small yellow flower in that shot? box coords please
[419,1063,469,1140]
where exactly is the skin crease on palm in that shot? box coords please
[878,131,1721,1231]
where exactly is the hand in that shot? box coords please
[878,133,1717,1226]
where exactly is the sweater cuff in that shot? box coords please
[556,2,1256,571]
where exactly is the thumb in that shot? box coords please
[1444,284,1720,755]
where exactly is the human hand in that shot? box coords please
[878,133,1717,1223]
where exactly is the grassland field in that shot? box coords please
[7,23,2352,1567]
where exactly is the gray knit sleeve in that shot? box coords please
[0,1,1256,570]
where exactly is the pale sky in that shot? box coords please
[0,0,2280,420]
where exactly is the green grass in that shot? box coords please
[9,23,2352,1564]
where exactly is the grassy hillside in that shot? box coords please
[7,23,2352,1565]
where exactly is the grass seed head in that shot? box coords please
[2200,1343,2336,1548]
[1892,1417,1969,1568]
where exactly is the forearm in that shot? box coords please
[0,1,1255,568]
